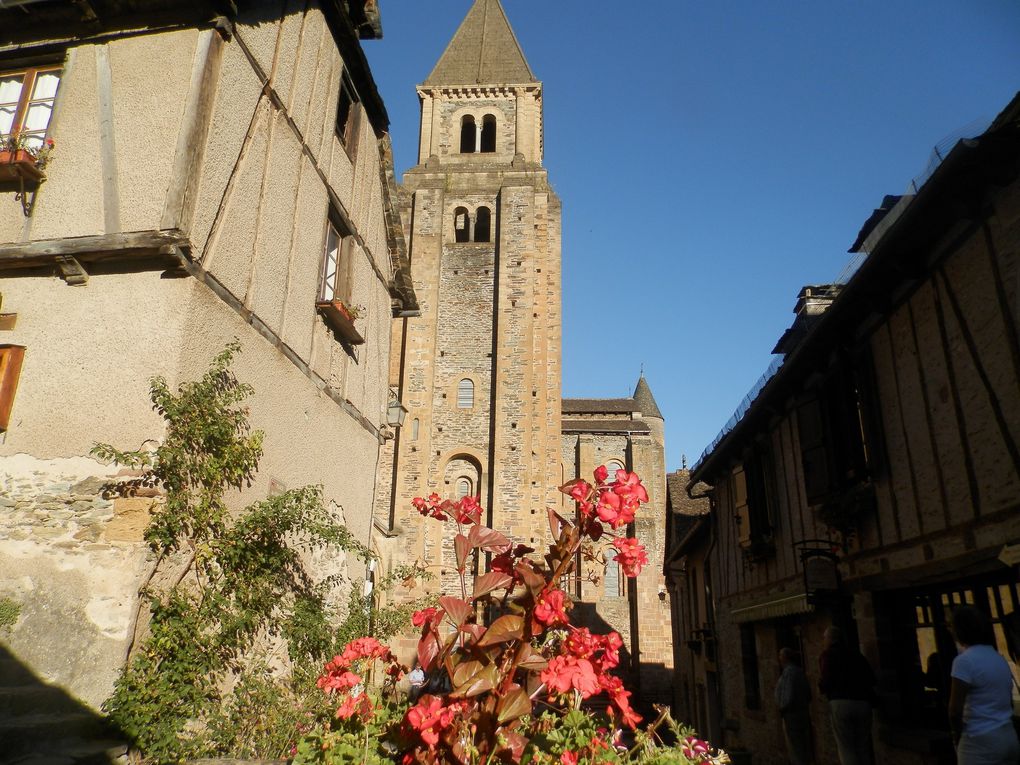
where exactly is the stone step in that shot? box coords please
[0,712,119,759]
[0,658,42,688]
[4,739,127,765]
[0,686,87,717]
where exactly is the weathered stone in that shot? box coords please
[70,476,108,495]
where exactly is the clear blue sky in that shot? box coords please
[364,1,1020,472]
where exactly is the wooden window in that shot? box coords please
[457,378,474,409]
[1,66,61,150]
[319,217,354,304]
[336,70,360,149]
[0,345,26,432]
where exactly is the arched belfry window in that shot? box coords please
[460,115,477,153]
[457,378,474,409]
[454,207,470,243]
[480,114,496,153]
[474,207,491,243]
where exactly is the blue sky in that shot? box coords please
[364,1,1020,471]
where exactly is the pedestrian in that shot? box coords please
[776,647,813,764]
[407,660,425,702]
[948,605,1020,765]
[818,626,876,765]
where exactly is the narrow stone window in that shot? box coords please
[460,115,476,153]
[454,207,471,243]
[605,556,621,597]
[411,418,419,441]
[474,206,491,243]
[457,378,474,409]
[605,459,624,479]
[457,477,472,498]
[480,114,496,152]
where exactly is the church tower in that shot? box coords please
[374,0,562,593]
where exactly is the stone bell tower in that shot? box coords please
[374,0,562,592]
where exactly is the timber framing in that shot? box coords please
[0,229,189,271]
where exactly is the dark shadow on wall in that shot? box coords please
[0,644,125,765]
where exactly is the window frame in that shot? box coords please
[0,345,26,433]
[0,65,61,149]
[456,378,474,409]
[335,69,361,151]
[318,214,355,305]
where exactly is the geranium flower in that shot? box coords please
[541,655,601,698]
[682,736,711,760]
[534,588,569,627]
[611,537,649,577]
[405,695,459,749]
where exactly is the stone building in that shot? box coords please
[680,93,1020,764]
[372,0,674,712]
[0,0,415,758]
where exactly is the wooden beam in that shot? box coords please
[0,229,189,270]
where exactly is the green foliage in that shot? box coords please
[96,343,403,763]
[0,597,20,632]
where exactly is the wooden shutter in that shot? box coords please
[0,345,25,432]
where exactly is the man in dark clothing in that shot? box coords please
[776,647,813,764]
[818,626,876,765]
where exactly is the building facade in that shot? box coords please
[680,95,1020,764]
[0,1,415,758]
[373,0,675,712]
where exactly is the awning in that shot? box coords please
[730,592,813,623]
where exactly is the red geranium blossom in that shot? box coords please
[405,695,460,749]
[534,588,570,627]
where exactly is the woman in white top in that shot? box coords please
[948,605,1020,765]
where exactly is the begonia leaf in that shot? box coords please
[439,595,473,627]
[473,571,513,599]
[461,622,486,642]
[515,561,545,594]
[468,524,512,553]
[497,684,532,723]
[454,533,470,571]
[417,631,440,673]
[547,507,568,538]
[503,730,528,763]
[476,614,523,646]
[517,644,549,671]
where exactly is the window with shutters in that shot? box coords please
[457,379,474,409]
[0,345,25,432]
[335,70,360,151]
[319,217,354,304]
[734,446,777,560]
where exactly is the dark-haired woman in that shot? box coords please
[948,605,1020,765]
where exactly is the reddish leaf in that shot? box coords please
[439,596,473,628]
[461,622,486,642]
[559,478,588,497]
[497,684,532,723]
[473,571,513,599]
[516,561,545,594]
[517,644,549,671]
[417,631,440,672]
[452,659,498,698]
[452,658,483,688]
[476,614,524,647]
[547,507,567,539]
[454,533,470,571]
[503,730,529,763]
[468,524,512,553]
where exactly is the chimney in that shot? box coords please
[772,284,841,355]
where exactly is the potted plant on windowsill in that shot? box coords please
[315,298,365,344]
[0,134,54,183]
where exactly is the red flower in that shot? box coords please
[405,695,459,749]
[455,495,482,524]
[534,588,570,627]
[412,607,440,628]
[335,691,373,720]
[541,655,601,698]
[593,465,609,484]
[611,537,649,577]
[560,752,578,765]
[682,735,711,760]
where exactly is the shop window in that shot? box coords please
[480,114,496,152]
[460,115,476,153]
[0,66,61,151]
[0,345,25,432]
[454,207,470,243]
[457,378,474,409]
[336,70,361,150]
[740,623,761,710]
[474,206,491,243]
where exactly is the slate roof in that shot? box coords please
[561,419,651,435]
[632,376,663,419]
[425,0,537,86]
[562,399,635,414]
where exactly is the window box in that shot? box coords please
[0,149,44,182]
[316,299,364,345]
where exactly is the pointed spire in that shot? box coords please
[633,375,663,420]
[425,0,536,86]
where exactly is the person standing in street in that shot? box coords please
[948,605,1020,765]
[776,647,813,764]
[818,626,876,765]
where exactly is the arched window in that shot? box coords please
[605,460,625,480]
[605,556,622,597]
[460,115,476,153]
[454,207,470,243]
[457,477,472,498]
[474,206,491,243]
[457,378,474,409]
[480,114,496,153]
[411,418,419,441]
